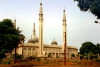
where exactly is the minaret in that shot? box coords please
[63,9,67,46]
[62,9,67,65]
[39,2,43,56]
[13,18,16,28]
[32,23,36,39]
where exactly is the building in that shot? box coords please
[13,3,78,59]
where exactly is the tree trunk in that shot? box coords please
[98,53,100,59]
[14,47,16,63]
[88,53,90,60]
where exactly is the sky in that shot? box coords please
[0,0,100,49]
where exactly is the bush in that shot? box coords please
[36,57,41,62]
[71,53,75,58]
[80,55,84,60]
[26,56,36,60]
[16,54,23,60]
[48,53,52,58]
[95,59,100,62]
[0,59,2,64]
[2,58,11,64]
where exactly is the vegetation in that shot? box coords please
[0,19,25,59]
[79,41,100,60]
[48,53,52,58]
[74,0,100,19]
[15,53,23,60]
[36,57,41,62]
[71,53,75,58]
[26,56,36,60]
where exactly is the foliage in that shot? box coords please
[36,57,41,62]
[15,53,23,60]
[48,53,52,58]
[71,53,75,58]
[95,59,100,62]
[80,41,100,59]
[74,0,100,19]
[80,55,84,60]
[26,56,36,60]
[95,43,100,54]
[0,19,25,59]
[80,42,95,55]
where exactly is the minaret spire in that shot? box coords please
[63,9,66,25]
[62,9,67,66]
[39,2,44,56]
[32,23,36,39]
[13,18,16,28]
[39,2,43,22]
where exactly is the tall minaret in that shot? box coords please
[32,23,36,39]
[13,18,16,28]
[62,9,67,65]
[39,2,43,56]
[63,9,67,46]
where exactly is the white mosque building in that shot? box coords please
[13,3,78,58]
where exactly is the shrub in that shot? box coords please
[95,59,100,62]
[48,53,52,58]
[80,55,84,60]
[26,56,36,60]
[36,57,41,62]
[16,54,23,60]
[71,53,75,58]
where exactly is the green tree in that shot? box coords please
[96,43,100,54]
[74,0,100,19]
[0,19,25,59]
[95,43,100,59]
[79,42,95,59]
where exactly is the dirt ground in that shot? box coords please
[0,65,99,67]
[0,59,100,67]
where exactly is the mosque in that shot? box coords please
[13,3,78,58]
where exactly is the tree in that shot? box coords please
[95,43,100,59]
[79,42,95,59]
[0,19,25,59]
[96,43,100,53]
[74,0,100,19]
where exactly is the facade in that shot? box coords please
[13,3,78,58]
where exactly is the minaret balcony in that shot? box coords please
[39,19,43,20]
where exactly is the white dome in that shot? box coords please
[51,40,57,45]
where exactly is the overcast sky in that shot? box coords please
[0,0,100,49]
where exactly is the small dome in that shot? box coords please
[33,37,39,42]
[51,40,57,45]
[28,39,35,43]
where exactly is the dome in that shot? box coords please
[28,39,35,43]
[33,37,39,42]
[51,40,57,45]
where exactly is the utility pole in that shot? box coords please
[64,32,67,66]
